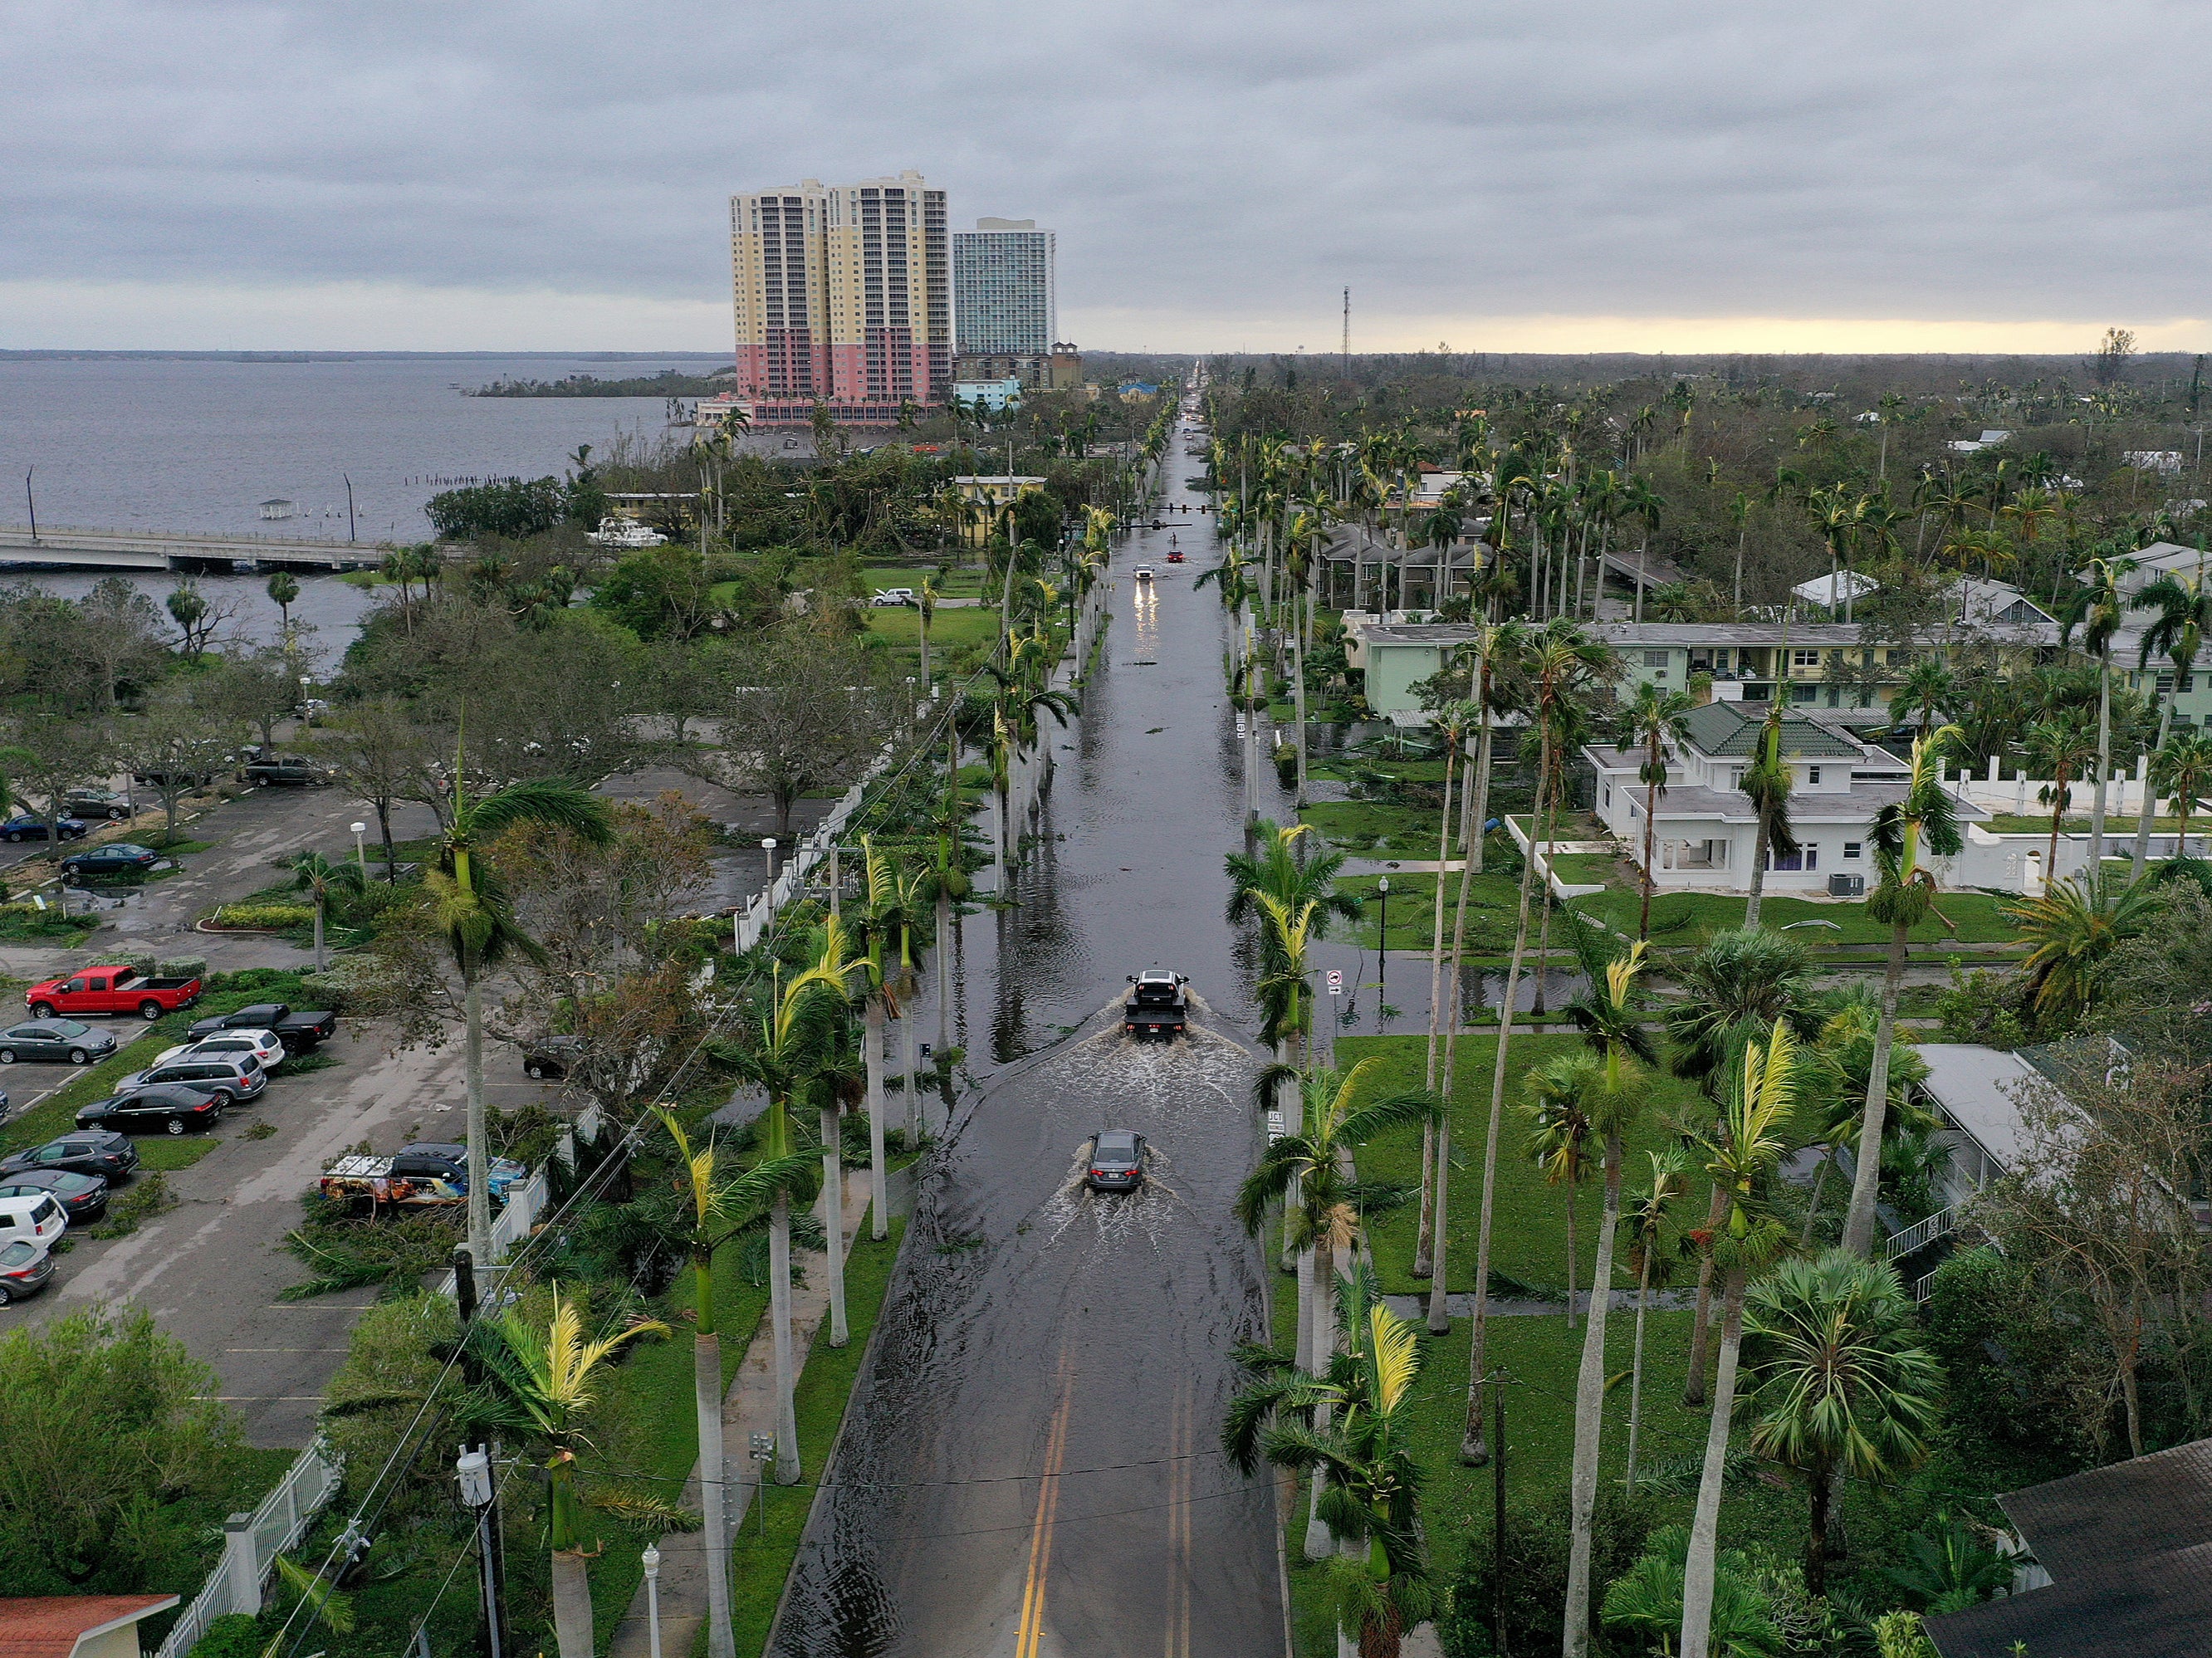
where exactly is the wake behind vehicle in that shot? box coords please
[1123,970,1189,1039]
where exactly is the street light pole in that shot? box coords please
[350,820,368,883]
[22,468,36,545]
[457,1447,506,1658]
[344,472,356,543]
[642,1546,663,1658]
[1375,876,1389,1025]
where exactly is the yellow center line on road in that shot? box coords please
[1015,1348,1074,1658]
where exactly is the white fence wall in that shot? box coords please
[151,1444,344,1658]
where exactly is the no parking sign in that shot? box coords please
[1326,970,1343,997]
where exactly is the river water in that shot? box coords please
[0,353,715,540]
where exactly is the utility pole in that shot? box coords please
[343,472,356,542]
[1341,287,1350,381]
[22,468,35,544]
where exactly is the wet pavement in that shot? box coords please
[773,402,1289,1657]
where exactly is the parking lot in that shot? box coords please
[2,1014,568,1448]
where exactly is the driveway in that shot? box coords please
[5,1018,565,1448]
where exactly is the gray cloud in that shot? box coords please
[2,0,2207,346]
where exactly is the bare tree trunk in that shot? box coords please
[1840,918,1907,1258]
[768,1195,800,1484]
[2088,658,2113,867]
[464,971,491,1268]
[1683,1181,1728,1406]
[1564,1140,1625,1658]
[694,1335,737,1658]
[1415,746,1460,1278]
[1304,1235,1337,1561]
[819,1105,848,1347]
[1625,1250,1654,1487]
[550,1551,596,1658]
[864,997,889,1241]
[1679,1270,1749,1658]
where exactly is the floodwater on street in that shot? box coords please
[774,394,1289,1657]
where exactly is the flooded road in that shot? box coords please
[774,398,1288,1656]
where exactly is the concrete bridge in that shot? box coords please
[0,523,387,574]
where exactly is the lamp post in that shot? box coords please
[1375,875,1389,1024]
[642,1546,663,1658]
[761,839,779,925]
[457,1447,505,1658]
[350,821,368,883]
[748,1432,776,1537]
[22,468,36,545]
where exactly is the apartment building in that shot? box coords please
[952,217,1057,357]
[728,170,951,413]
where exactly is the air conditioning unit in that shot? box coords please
[1828,873,1865,898]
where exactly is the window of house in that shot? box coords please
[1843,841,1862,858]
[1793,648,1821,668]
[1769,846,1818,872]
[1808,766,1823,785]
[1643,650,1668,668]
[1793,683,1817,703]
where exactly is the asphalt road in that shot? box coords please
[774,399,1288,1657]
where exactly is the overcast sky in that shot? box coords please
[4,0,2208,354]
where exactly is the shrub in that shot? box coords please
[1440,1488,1653,1656]
[1935,963,2028,1048]
[185,1615,262,1658]
[208,903,316,931]
[91,1172,176,1239]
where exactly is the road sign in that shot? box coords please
[1326,970,1343,996]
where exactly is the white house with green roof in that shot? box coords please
[1584,700,1989,895]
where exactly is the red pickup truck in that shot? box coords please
[27,965,203,1022]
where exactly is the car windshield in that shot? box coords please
[0,1241,34,1265]
[56,1174,98,1193]
[42,1021,88,1038]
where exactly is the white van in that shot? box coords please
[0,1192,66,1249]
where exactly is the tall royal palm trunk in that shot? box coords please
[1625,1246,1655,1487]
[311,900,325,971]
[2088,656,2113,867]
[1428,765,1480,1336]
[1468,703,1495,875]
[1680,1271,1750,1658]
[819,1104,848,1347]
[1683,1179,1728,1406]
[550,1549,595,1658]
[1304,1233,1337,1562]
[1840,919,1909,1257]
[864,996,889,1241]
[1564,1134,1626,1656]
[692,1275,737,1658]
[1745,809,1774,929]
[1415,744,1461,1277]
[1291,582,1310,808]
[901,995,920,1140]
[767,1190,800,1484]
[935,888,952,1058]
[2131,694,2173,879]
[1464,723,1549,1463]
[463,968,491,1267]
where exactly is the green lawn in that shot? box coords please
[863,604,1002,671]
[1548,852,1623,887]
[1576,887,2028,947]
[1301,800,1453,857]
[1337,871,1525,956]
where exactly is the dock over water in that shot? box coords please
[0,523,385,573]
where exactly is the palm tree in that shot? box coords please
[266,570,301,650]
[1664,928,1823,1404]
[1524,1054,1598,1328]
[1740,697,1798,929]
[653,1110,816,1658]
[915,577,938,691]
[1232,1059,1436,1560]
[1801,992,1931,1244]
[1559,935,1654,1656]
[1222,1274,1434,1658]
[1892,658,1955,738]
[288,850,363,972]
[1614,684,1695,939]
[1741,1252,1943,1598]
[1841,730,1965,1259]
[1226,819,1363,941]
[724,932,850,1484]
[2001,871,2160,1028]
[1679,1020,1798,1658]
[464,1288,669,1658]
[2059,551,2137,866]
[1623,1148,1688,1489]
[1462,621,1613,1464]
[426,751,614,1265]
[2152,727,2212,857]
[2024,713,2098,884]
[1415,702,1477,1280]
[2131,553,2212,875]
[855,837,912,1245]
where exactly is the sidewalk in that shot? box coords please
[606,1166,874,1658]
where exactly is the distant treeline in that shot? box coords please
[469,369,734,398]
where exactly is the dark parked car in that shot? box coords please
[130,766,217,790]
[524,1034,583,1080]
[0,1131,137,1181]
[0,1238,54,1303]
[187,1002,336,1052]
[0,1020,119,1066]
[59,843,162,882]
[76,1083,226,1136]
[0,1168,109,1221]
[0,814,87,843]
[65,791,135,821]
[240,755,332,787]
[1086,1128,1147,1193]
